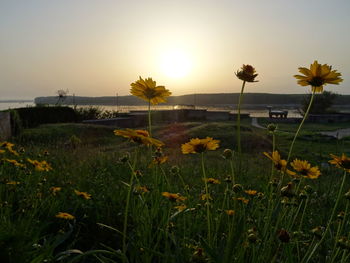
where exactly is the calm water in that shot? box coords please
[0,101,303,118]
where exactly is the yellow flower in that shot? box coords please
[27,159,52,171]
[130,77,171,105]
[150,156,168,166]
[235,64,258,82]
[181,137,220,154]
[114,129,164,147]
[235,197,249,204]
[6,181,20,185]
[200,193,213,201]
[162,192,187,202]
[0,149,5,154]
[225,209,235,216]
[290,159,321,179]
[50,187,62,195]
[174,204,187,212]
[329,154,350,173]
[74,190,92,200]
[55,212,75,220]
[263,151,295,175]
[3,158,26,168]
[134,185,150,194]
[0,141,19,156]
[245,190,258,196]
[294,61,343,93]
[204,178,221,184]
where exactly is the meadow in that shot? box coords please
[0,118,349,263]
[1,64,350,263]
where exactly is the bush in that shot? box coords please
[300,91,338,114]
[13,106,78,128]
[74,106,119,121]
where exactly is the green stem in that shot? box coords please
[287,91,315,163]
[236,80,246,175]
[148,100,152,137]
[122,161,137,260]
[201,153,212,245]
[298,197,309,232]
[270,133,276,182]
[331,202,349,261]
[229,156,236,186]
[303,171,347,263]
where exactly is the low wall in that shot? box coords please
[0,112,12,140]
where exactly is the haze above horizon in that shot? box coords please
[1,0,349,100]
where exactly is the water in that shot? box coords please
[0,101,35,110]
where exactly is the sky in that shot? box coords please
[1,0,350,99]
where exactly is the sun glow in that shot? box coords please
[160,49,192,78]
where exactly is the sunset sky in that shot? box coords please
[1,0,349,99]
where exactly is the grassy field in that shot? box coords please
[1,119,350,262]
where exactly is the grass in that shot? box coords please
[1,120,350,262]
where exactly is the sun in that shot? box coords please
[160,49,192,78]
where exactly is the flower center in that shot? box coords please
[194,144,206,153]
[341,160,350,169]
[309,76,324,87]
[300,168,309,176]
[144,88,157,99]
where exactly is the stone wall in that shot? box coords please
[0,112,11,140]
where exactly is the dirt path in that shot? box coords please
[251,117,266,129]
[251,117,350,139]
[320,128,350,139]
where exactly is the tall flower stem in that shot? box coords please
[287,91,315,163]
[201,153,212,245]
[236,80,246,175]
[122,160,138,260]
[303,171,347,263]
[148,100,152,137]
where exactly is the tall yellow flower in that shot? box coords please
[130,77,171,105]
[235,65,258,82]
[290,159,321,179]
[294,61,343,93]
[329,153,350,173]
[263,151,295,175]
[114,129,164,147]
[181,137,220,154]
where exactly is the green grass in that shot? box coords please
[1,120,350,262]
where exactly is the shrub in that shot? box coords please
[13,106,78,128]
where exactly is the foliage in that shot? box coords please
[300,91,338,114]
[74,106,119,121]
[12,106,78,128]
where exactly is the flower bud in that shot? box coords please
[233,184,243,193]
[170,165,180,174]
[267,123,277,133]
[222,149,234,159]
[119,152,130,163]
[277,229,290,243]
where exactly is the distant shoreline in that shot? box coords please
[0,100,33,103]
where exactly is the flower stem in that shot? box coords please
[236,80,246,175]
[122,161,137,260]
[148,100,152,137]
[201,153,212,245]
[303,171,347,263]
[287,91,315,163]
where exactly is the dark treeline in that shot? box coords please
[34,93,350,106]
